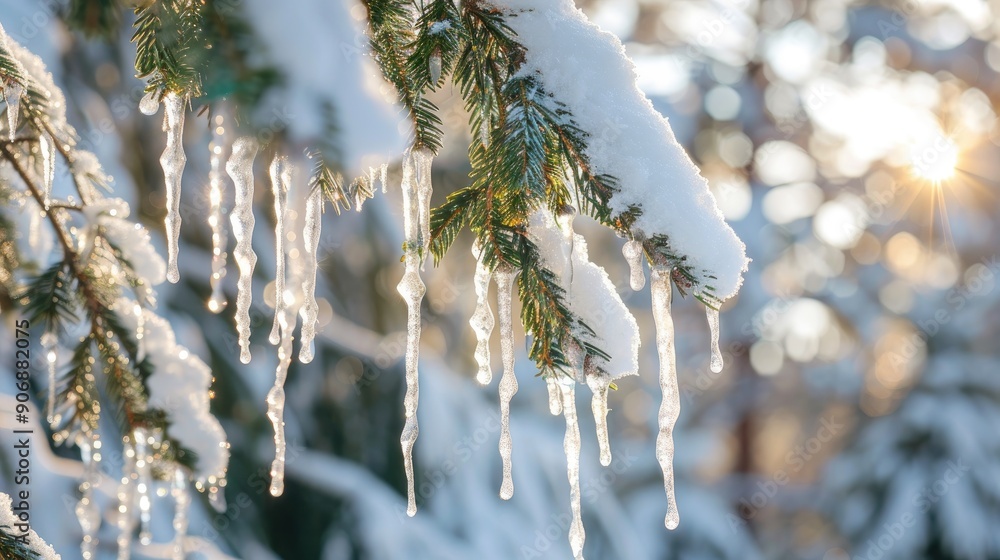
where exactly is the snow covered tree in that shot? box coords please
[1,0,747,557]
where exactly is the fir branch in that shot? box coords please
[0,525,43,560]
[18,262,79,335]
[67,0,123,38]
[131,0,203,96]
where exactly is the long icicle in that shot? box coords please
[559,378,586,560]
[298,187,322,363]
[76,432,102,560]
[116,436,137,560]
[623,239,645,291]
[227,137,259,364]
[470,243,494,385]
[171,469,190,560]
[207,113,230,313]
[586,365,613,467]
[42,331,56,427]
[39,133,54,209]
[267,293,293,496]
[160,93,187,284]
[412,148,434,261]
[495,265,518,500]
[707,306,724,373]
[268,155,289,345]
[397,149,425,517]
[135,428,154,545]
[650,266,681,529]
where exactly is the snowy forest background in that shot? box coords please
[2,0,1000,558]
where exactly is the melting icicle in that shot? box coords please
[134,303,146,364]
[76,433,102,560]
[470,243,494,385]
[397,149,425,517]
[429,51,443,85]
[267,306,292,496]
[227,137,259,364]
[42,331,56,427]
[586,367,613,467]
[116,437,137,560]
[623,239,645,291]
[28,199,42,254]
[171,469,190,560]
[268,155,289,345]
[412,148,434,261]
[380,163,388,194]
[650,267,680,530]
[298,187,322,363]
[495,265,518,500]
[39,133,54,208]
[559,379,586,560]
[135,428,154,545]
[4,82,23,141]
[159,93,187,284]
[139,91,159,116]
[707,306,724,373]
[545,377,563,416]
[207,114,229,313]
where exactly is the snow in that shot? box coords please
[227,136,259,364]
[0,492,60,559]
[397,149,428,517]
[470,243,495,385]
[650,266,680,530]
[82,198,167,286]
[527,209,640,379]
[495,265,518,500]
[159,93,187,284]
[241,0,409,181]
[488,0,748,299]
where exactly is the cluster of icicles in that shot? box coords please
[398,159,726,559]
[140,92,333,503]
[140,91,728,558]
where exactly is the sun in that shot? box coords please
[909,134,959,183]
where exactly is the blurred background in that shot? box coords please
[1,0,999,558]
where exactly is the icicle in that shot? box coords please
[171,469,190,560]
[76,433,102,560]
[298,187,322,363]
[268,155,289,345]
[380,163,388,194]
[28,199,42,254]
[42,331,56,427]
[429,50,443,85]
[650,267,680,530]
[557,206,576,293]
[479,118,490,147]
[545,377,563,416]
[623,239,645,291]
[139,91,159,116]
[267,305,292,496]
[116,437,137,560]
[159,93,187,284]
[559,379,586,560]
[4,82,23,141]
[495,265,518,500]
[706,306,724,373]
[135,428,154,545]
[207,114,229,313]
[134,303,146,364]
[39,133,54,208]
[227,137,259,364]
[412,148,434,263]
[470,243,494,385]
[586,366,613,467]
[397,149,425,517]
